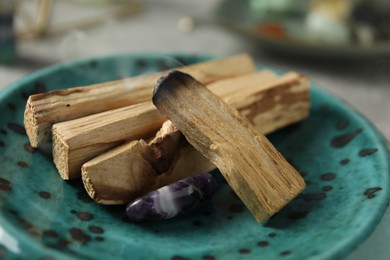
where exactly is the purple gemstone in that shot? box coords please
[126,173,217,221]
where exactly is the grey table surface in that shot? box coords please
[0,1,389,259]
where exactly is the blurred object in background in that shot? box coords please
[214,0,390,59]
[304,0,390,47]
[249,0,307,16]
[304,0,352,46]
[15,0,141,40]
[0,0,16,63]
[352,0,390,46]
[15,0,53,40]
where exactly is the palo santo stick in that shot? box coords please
[24,53,256,150]
[53,70,280,180]
[82,121,213,204]
[52,102,165,180]
[82,121,194,203]
[152,71,306,223]
[81,72,310,204]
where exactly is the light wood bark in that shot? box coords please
[53,70,279,179]
[25,53,256,151]
[82,121,214,204]
[81,72,309,207]
[52,102,164,179]
[151,71,306,223]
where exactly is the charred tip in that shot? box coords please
[152,70,195,105]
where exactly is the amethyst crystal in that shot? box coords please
[126,173,217,221]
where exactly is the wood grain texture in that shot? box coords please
[52,102,164,180]
[152,71,306,223]
[54,70,278,180]
[81,71,309,205]
[82,121,214,204]
[24,53,256,150]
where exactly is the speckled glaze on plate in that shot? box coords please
[0,53,389,260]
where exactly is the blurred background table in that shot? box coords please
[0,1,389,259]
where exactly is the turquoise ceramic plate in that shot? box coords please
[0,53,389,260]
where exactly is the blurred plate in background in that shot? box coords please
[213,0,390,59]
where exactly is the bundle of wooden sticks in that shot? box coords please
[24,53,310,223]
